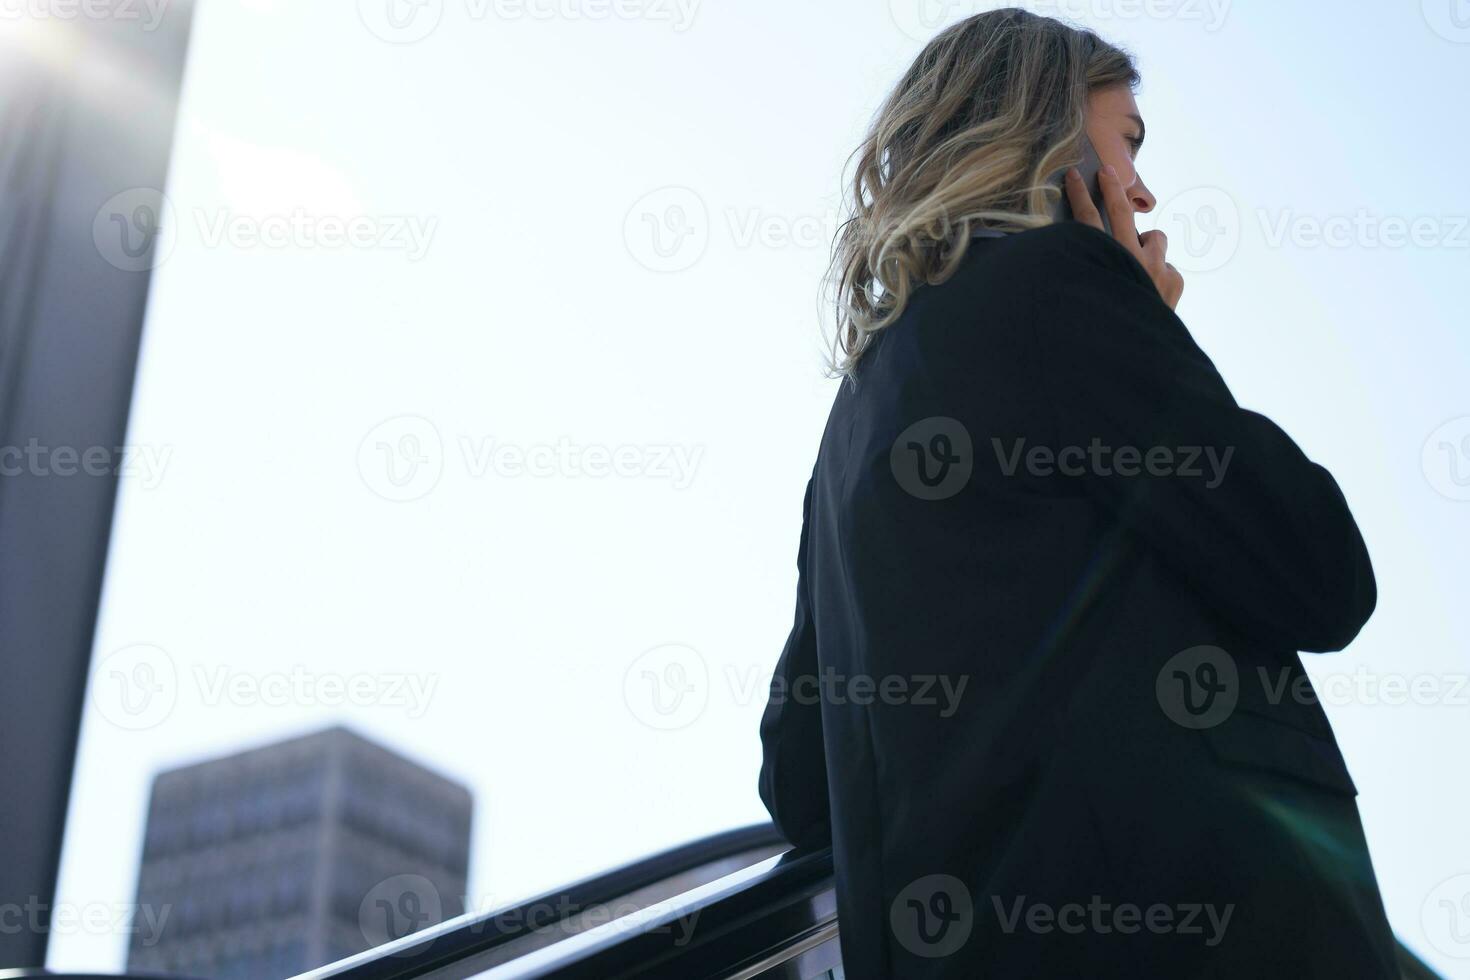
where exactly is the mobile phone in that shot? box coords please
[1052,134,1112,236]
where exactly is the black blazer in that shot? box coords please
[758,222,1397,978]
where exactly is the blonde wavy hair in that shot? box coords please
[828,9,1138,374]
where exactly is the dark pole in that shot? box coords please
[0,1,194,968]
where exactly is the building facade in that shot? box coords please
[126,726,472,978]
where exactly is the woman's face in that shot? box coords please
[1086,84,1156,215]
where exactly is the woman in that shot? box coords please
[757,9,1396,978]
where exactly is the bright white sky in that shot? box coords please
[44,1,1470,977]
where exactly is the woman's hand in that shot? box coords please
[1065,165,1185,310]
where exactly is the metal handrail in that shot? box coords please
[298,823,787,979]
[479,846,837,979]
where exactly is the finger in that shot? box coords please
[1064,168,1104,231]
[1138,229,1168,266]
[1098,165,1142,252]
[1138,229,1169,255]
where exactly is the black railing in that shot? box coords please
[298,823,789,979]
[482,845,838,979]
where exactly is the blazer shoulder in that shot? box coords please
[891,222,1159,385]
[911,222,1144,347]
[979,221,1152,287]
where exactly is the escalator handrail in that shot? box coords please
[300,822,787,979]
[476,844,836,979]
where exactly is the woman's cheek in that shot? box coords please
[1113,157,1138,188]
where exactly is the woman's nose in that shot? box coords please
[1131,174,1157,214]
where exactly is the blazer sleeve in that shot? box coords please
[1026,224,1376,653]
[757,476,833,849]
